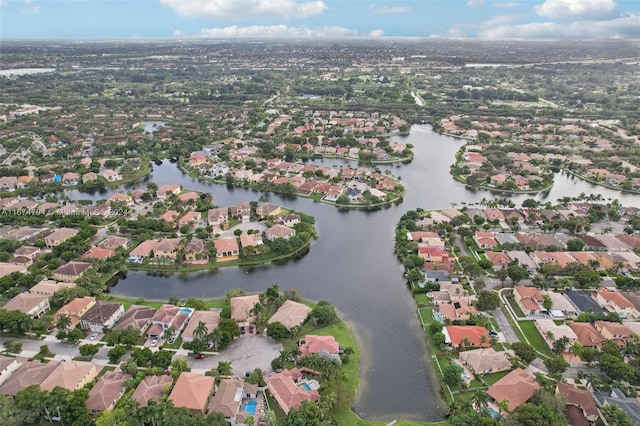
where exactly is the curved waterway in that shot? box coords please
[67,125,640,422]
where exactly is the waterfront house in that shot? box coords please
[230,295,260,334]
[169,372,215,415]
[256,203,281,218]
[152,238,182,260]
[181,310,220,343]
[438,301,478,322]
[83,247,116,260]
[443,325,491,349]
[266,369,320,414]
[80,301,125,333]
[265,224,296,241]
[487,368,539,412]
[2,292,50,318]
[52,261,91,282]
[268,300,312,331]
[298,335,340,357]
[147,304,190,340]
[183,239,209,265]
[131,375,173,408]
[156,184,181,200]
[86,371,130,413]
[214,237,240,262]
[458,348,513,375]
[129,240,158,262]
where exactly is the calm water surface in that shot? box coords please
[68,126,640,422]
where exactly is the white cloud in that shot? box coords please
[467,0,485,8]
[369,4,410,15]
[22,5,40,14]
[22,0,35,4]
[182,25,377,38]
[481,13,521,26]
[493,2,521,8]
[478,12,640,38]
[159,0,328,20]
[535,0,617,20]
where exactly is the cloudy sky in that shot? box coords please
[1,0,638,39]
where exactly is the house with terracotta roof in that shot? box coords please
[569,321,604,349]
[208,378,258,425]
[474,231,497,249]
[44,228,78,247]
[268,300,312,331]
[485,251,510,270]
[80,301,124,332]
[83,247,116,260]
[128,240,158,262]
[592,288,640,320]
[298,335,340,358]
[535,319,578,351]
[182,310,220,343]
[418,246,450,263]
[147,304,190,340]
[0,355,22,388]
[265,225,295,241]
[458,348,513,375]
[214,237,240,262]
[156,184,181,200]
[240,233,263,248]
[487,368,540,412]
[513,286,546,316]
[178,211,204,230]
[266,369,320,414]
[86,371,130,413]
[207,208,229,227]
[40,361,98,392]
[438,301,478,322]
[55,296,96,330]
[2,292,50,318]
[153,238,182,260]
[594,320,634,346]
[230,295,260,334]
[158,210,179,227]
[443,325,491,349]
[113,305,157,335]
[131,375,173,408]
[556,382,598,425]
[169,372,215,415]
[0,361,57,396]
[52,261,91,282]
[505,251,538,274]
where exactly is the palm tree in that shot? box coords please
[193,321,208,342]
[216,361,233,376]
[552,336,570,355]
[55,313,71,331]
[206,328,222,351]
[471,389,489,412]
[165,325,175,340]
[496,399,510,414]
[20,314,35,334]
[446,400,463,417]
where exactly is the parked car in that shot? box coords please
[90,333,99,341]
[151,339,158,347]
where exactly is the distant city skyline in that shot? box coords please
[0,0,638,40]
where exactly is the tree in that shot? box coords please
[495,268,509,288]
[552,336,570,355]
[503,402,568,426]
[470,389,489,412]
[266,322,290,340]
[507,264,529,284]
[216,361,233,376]
[193,321,208,342]
[511,342,537,364]
[574,269,602,288]
[108,345,127,364]
[544,356,569,375]
[600,403,635,426]
[566,238,586,251]
[442,363,464,388]
[79,344,99,359]
[56,314,71,331]
[310,301,336,326]
[598,353,637,381]
[475,290,501,311]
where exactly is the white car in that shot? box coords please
[150,339,158,347]
[89,333,99,341]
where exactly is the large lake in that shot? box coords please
[67,125,640,422]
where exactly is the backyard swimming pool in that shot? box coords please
[301,382,312,392]
[242,400,257,415]
[486,407,501,419]
[433,313,443,323]
[179,307,193,315]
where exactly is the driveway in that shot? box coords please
[187,335,282,377]
[219,222,267,238]
[493,308,519,344]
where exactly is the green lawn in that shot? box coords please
[519,321,553,357]
[418,307,434,325]
[161,337,183,350]
[505,296,525,318]
[414,293,430,308]
[104,296,165,311]
[480,369,513,386]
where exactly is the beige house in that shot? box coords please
[209,378,258,425]
[214,237,240,262]
[230,294,260,333]
[0,361,57,396]
[153,238,182,260]
[44,228,78,247]
[52,261,91,282]
[131,375,173,408]
[535,319,578,351]
[266,369,320,414]
[156,184,181,200]
[594,320,634,345]
[181,310,220,343]
[80,301,125,332]
[593,288,640,320]
[458,348,513,375]
[268,300,311,331]
[0,355,22,388]
[487,368,540,412]
[113,305,157,335]
[207,207,229,227]
[2,292,50,318]
[55,296,96,330]
[29,279,76,297]
[169,372,215,415]
[513,286,546,315]
[86,371,130,413]
[265,224,295,241]
[40,361,98,391]
[256,203,281,218]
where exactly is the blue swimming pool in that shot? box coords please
[301,382,312,392]
[179,307,193,315]
[486,407,501,419]
[242,400,257,415]
[433,313,443,323]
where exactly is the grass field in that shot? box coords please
[519,321,553,357]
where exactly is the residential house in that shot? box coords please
[44,228,78,247]
[268,300,312,331]
[113,305,157,335]
[265,225,295,241]
[178,211,203,230]
[107,193,132,206]
[541,290,578,317]
[231,202,251,222]
[487,368,540,412]
[569,321,605,349]
[181,310,220,343]
[592,288,640,320]
[266,369,321,414]
[513,286,546,316]
[277,214,301,228]
[128,240,158,262]
[486,251,510,270]
[83,247,116,260]
[183,239,209,265]
[13,246,41,262]
[443,325,491,349]
[207,207,229,227]
[240,234,263,248]
[80,301,125,333]
[208,378,257,425]
[594,320,634,346]
[535,319,578,351]
[99,235,130,250]
[0,262,25,278]
[55,296,97,329]
[86,371,130,413]
[40,361,98,392]
[230,295,260,334]
[169,372,215,415]
[565,290,605,314]
[0,355,22,388]
[418,246,450,263]
[214,237,240,262]
[156,184,181,200]
[159,210,179,226]
[593,388,640,424]
[0,361,57,396]
[474,231,498,249]
[0,176,17,191]
[147,304,190,340]
[152,238,182,260]
[178,191,199,206]
[556,382,598,425]
[131,375,173,408]
[298,335,340,358]
[256,203,281,218]
[62,172,80,185]
[458,348,513,375]
[52,261,91,282]
[438,301,478,322]
[2,292,50,318]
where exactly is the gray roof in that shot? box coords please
[594,389,640,423]
[494,233,520,245]
[565,290,605,314]
[424,270,450,283]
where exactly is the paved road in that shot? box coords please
[492,307,519,344]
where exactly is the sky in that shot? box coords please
[0,0,638,39]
